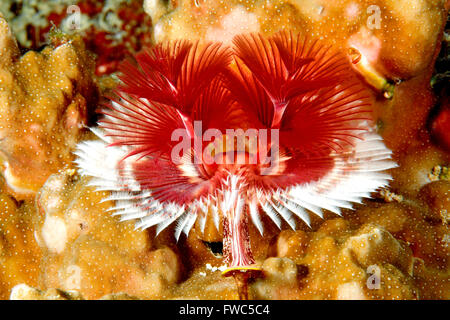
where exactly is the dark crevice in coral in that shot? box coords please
[202,241,223,257]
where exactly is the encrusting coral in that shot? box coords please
[0,192,41,299]
[9,283,137,300]
[3,164,449,300]
[0,13,97,199]
[149,0,445,78]
[35,170,182,299]
[253,222,418,300]
[0,0,449,300]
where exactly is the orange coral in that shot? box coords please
[35,170,182,299]
[0,193,41,299]
[0,13,97,199]
[0,1,449,300]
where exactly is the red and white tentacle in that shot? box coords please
[74,126,202,238]
[248,130,396,235]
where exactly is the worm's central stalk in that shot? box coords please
[221,175,263,300]
[222,176,254,267]
[223,204,255,267]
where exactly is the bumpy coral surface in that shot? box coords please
[0,192,41,299]
[35,170,182,299]
[0,13,96,199]
[0,0,449,300]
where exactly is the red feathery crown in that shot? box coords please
[75,31,395,268]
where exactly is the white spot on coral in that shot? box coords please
[345,3,360,20]
[205,263,228,272]
[1,162,35,196]
[337,282,367,300]
[205,6,259,44]
[348,27,382,64]
[41,215,67,254]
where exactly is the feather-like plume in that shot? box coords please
[118,40,232,113]
[232,32,350,128]
[75,31,396,275]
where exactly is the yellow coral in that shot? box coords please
[0,13,96,199]
[0,1,448,301]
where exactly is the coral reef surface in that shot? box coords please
[0,0,448,300]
